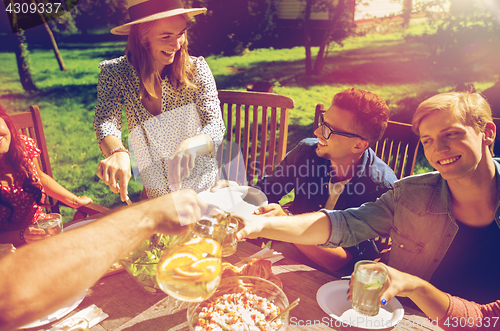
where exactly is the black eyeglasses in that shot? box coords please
[319,114,367,140]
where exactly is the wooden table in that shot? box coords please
[25,241,443,331]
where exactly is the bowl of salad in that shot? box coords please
[120,234,177,294]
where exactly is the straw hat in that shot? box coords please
[111,0,206,35]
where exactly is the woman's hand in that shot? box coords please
[23,225,50,244]
[96,152,131,202]
[72,196,93,208]
[167,144,198,191]
[167,134,212,191]
[347,263,422,305]
[254,203,288,217]
[347,264,450,322]
[210,179,239,192]
[153,190,207,235]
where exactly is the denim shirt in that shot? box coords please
[323,159,500,281]
[254,138,397,215]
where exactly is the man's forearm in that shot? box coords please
[409,278,450,322]
[0,201,156,330]
[249,212,332,245]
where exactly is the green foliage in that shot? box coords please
[419,0,500,83]
[188,0,277,56]
[72,0,128,34]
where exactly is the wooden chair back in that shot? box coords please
[313,104,420,179]
[11,106,57,212]
[10,105,108,220]
[218,90,295,185]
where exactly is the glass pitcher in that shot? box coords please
[156,210,229,302]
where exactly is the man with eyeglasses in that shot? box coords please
[250,88,397,274]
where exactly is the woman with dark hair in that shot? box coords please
[94,0,225,202]
[0,107,92,246]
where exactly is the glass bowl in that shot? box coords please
[120,258,162,294]
[120,235,177,294]
[187,276,289,330]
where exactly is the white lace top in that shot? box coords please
[94,55,225,198]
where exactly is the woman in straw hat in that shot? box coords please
[94,0,225,201]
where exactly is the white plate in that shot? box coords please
[316,280,404,330]
[198,186,268,215]
[19,290,87,329]
[64,218,97,231]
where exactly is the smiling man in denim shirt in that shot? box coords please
[237,91,500,304]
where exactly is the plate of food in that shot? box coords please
[198,186,267,215]
[18,290,87,329]
[63,218,97,231]
[316,280,404,330]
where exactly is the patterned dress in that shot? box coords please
[0,135,46,231]
[94,56,225,198]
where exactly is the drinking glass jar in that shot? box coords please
[156,212,228,302]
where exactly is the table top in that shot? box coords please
[24,241,443,331]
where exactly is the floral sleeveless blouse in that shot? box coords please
[0,135,46,231]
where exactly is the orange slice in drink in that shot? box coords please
[173,267,204,279]
[174,246,205,259]
[159,252,198,273]
[183,237,220,256]
[173,257,221,281]
[194,258,221,281]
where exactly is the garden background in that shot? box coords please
[0,0,499,220]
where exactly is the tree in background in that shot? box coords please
[302,0,356,75]
[14,30,38,92]
[73,0,128,35]
[187,0,277,56]
[402,0,412,28]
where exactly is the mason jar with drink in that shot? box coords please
[351,260,388,316]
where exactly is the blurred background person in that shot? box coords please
[0,107,92,246]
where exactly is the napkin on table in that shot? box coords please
[47,304,108,330]
[235,248,284,267]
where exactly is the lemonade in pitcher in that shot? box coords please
[156,216,225,302]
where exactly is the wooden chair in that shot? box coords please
[313,104,420,179]
[10,105,108,221]
[217,90,295,185]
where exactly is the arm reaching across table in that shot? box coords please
[235,212,332,245]
[347,264,500,330]
[0,190,206,331]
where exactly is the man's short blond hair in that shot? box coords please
[412,92,494,154]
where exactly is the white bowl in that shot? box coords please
[198,186,268,215]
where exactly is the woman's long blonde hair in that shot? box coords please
[125,16,195,99]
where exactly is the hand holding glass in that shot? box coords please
[351,260,388,316]
[221,215,239,257]
[37,213,63,235]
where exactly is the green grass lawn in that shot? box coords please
[0,24,498,218]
